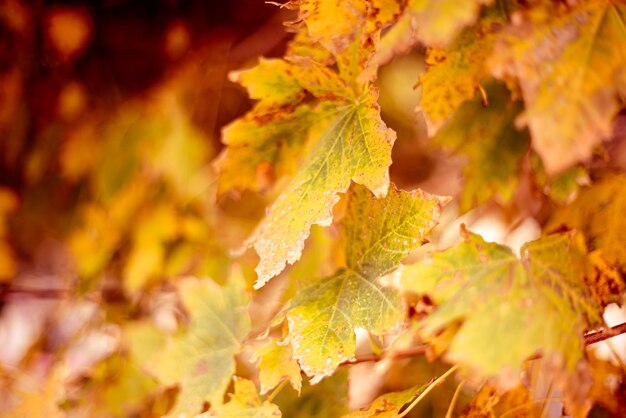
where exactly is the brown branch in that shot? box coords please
[342,321,626,366]
[584,322,626,345]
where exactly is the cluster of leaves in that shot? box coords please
[2,0,626,417]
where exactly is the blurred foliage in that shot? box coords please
[1,1,626,417]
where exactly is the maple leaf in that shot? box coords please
[221,54,396,288]
[431,83,528,212]
[297,0,368,55]
[401,227,602,377]
[230,59,305,109]
[200,378,281,418]
[418,6,509,133]
[489,0,626,174]
[285,184,446,381]
[147,276,250,417]
[216,105,316,194]
[251,340,302,395]
[296,0,401,57]
[547,173,626,270]
[364,0,494,77]
[342,384,427,417]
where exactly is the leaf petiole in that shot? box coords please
[398,365,460,418]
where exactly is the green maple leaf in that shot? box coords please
[401,228,602,376]
[147,277,250,417]
[201,378,281,418]
[489,0,626,174]
[285,184,447,381]
[432,83,528,212]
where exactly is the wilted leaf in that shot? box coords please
[201,378,281,418]
[285,184,446,381]
[342,384,427,417]
[431,83,528,212]
[148,277,250,417]
[490,0,626,174]
[401,227,602,377]
[251,340,302,395]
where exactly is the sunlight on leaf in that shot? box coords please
[221,11,399,286]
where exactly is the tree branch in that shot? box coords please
[343,321,626,366]
[584,322,626,345]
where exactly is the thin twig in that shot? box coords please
[398,365,460,418]
[584,322,626,345]
[445,379,466,418]
[341,322,626,367]
[266,379,289,402]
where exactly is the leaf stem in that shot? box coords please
[266,379,289,402]
[444,379,466,418]
[397,365,459,418]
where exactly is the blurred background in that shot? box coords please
[1,0,624,417]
